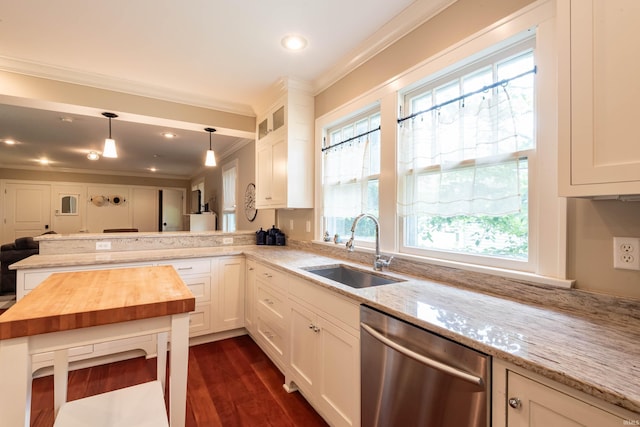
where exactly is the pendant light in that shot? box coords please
[204,127,217,167]
[102,112,118,158]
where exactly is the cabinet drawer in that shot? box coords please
[255,264,288,293]
[289,278,359,331]
[256,315,286,360]
[181,275,211,303]
[159,258,211,276]
[32,345,94,364]
[256,283,286,322]
[188,303,211,336]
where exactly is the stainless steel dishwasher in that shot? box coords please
[360,305,490,427]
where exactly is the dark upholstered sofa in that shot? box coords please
[0,235,46,295]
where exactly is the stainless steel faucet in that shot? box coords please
[345,213,393,271]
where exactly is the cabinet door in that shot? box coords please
[270,137,287,206]
[289,300,318,396]
[567,0,640,192]
[317,316,360,427]
[215,257,245,331]
[256,141,274,207]
[506,371,625,426]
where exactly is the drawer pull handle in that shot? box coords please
[263,273,273,278]
[264,298,274,305]
[248,267,254,271]
[177,266,193,271]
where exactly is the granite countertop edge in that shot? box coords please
[10,245,640,415]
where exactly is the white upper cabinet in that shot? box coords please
[255,79,314,209]
[559,0,640,196]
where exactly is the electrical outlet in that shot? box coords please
[613,237,640,270]
[222,237,233,245]
[96,241,111,251]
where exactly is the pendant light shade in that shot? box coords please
[204,127,217,167]
[102,112,118,158]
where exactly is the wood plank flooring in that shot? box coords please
[28,335,328,427]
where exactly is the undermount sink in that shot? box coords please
[303,264,405,289]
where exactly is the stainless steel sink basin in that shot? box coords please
[303,264,405,289]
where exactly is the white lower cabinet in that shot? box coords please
[494,360,637,427]
[212,256,245,332]
[247,260,361,427]
[253,262,289,372]
[287,278,360,427]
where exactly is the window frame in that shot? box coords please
[397,37,538,272]
[221,160,238,232]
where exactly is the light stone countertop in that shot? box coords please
[11,244,640,415]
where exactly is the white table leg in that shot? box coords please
[169,313,189,427]
[157,331,168,390]
[0,336,32,427]
[53,348,69,417]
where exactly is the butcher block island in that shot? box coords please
[0,266,195,427]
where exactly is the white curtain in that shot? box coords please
[398,75,533,218]
[323,135,374,218]
[222,166,236,212]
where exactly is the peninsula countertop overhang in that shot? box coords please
[9,243,640,415]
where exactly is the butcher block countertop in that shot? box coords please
[0,266,195,340]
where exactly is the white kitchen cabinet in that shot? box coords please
[212,256,245,332]
[256,136,287,207]
[253,262,290,372]
[287,278,360,427]
[254,80,314,209]
[159,258,212,337]
[558,0,640,196]
[493,360,638,427]
[244,259,257,334]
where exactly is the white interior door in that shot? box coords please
[161,189,184,231]
[3,183,51,244]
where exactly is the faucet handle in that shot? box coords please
[345,237,355,252]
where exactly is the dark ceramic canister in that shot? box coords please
[256,227,267,245]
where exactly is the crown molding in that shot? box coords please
[312,0,458,95]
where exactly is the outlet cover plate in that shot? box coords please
[96,241,112,251]
[613,237,640,270]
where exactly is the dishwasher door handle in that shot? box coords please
[361,322,484,387]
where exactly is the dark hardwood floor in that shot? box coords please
[29,335,328,427]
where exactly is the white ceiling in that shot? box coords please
[0,0,453,179]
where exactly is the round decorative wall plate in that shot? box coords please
[244,183,257,221]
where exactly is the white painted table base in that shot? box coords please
[0,312,190,427]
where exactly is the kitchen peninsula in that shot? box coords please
[9,230,640,425]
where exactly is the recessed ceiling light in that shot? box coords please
[281,34,308,51]
[162,132,176,139]
[4,139,15,145]
[149,167,157,172]
[39,158,49,165]
[60,117,74,123]
[87,151,100,161]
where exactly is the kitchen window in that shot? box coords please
[322,109,380,243]
[222,160,237,232]
[398,39,537,270]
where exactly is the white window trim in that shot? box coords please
[221,159,238,232]
[315,0,569,287]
